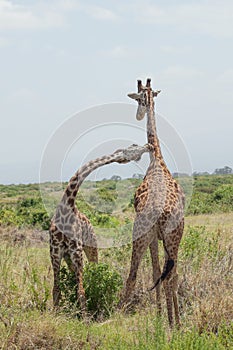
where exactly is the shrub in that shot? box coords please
[0,206,24,227]
[14,197,50,229]
[59,262,123,318]
[212,185,233,206]
[180,226,221,269]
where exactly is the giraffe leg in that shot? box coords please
[83,225,98,263]
[161,243,180,327]
[172,272,180,327]
[149,236,161,314]
[159,220,183,327]
[120,234,150,306]
[83,245,98,263]
[163,276,174,327]
[162,265,180,327]
[69,240,86,312]
[50,246,63,307]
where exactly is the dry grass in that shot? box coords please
[0,212,232,349]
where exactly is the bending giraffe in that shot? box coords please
[49,143,152,310]
[120,79,185,327]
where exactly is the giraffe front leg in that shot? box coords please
[120,235,149,307]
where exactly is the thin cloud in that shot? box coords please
[101,45,130,58]
[160,45,192,54]
[217,69,233,84]
[54,1,119,21]
[9,88,39,103]
[0,1,118,30]
[134,1,233,38]
[84,5,118,21]
[0,36,9,47]
[161,66,203,81]
[0,0,64,29]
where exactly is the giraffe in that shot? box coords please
[120,78,185,327]
[49,143,152,311]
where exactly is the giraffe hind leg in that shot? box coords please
[50,247,63,307]
[161,259,174,281]
[162,230,182,327]
[149,236,162,314]
[83,245,98,263]
[69,240,86,312]
[82,225,98,263]
[149,258,174,291]
[163,278,174,327]
[172,272,180,327]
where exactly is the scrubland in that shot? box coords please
[0,175,232,349]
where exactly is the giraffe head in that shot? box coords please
[128,78,161,120]
[113,143,153,163]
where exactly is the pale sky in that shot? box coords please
[0,0,233,184]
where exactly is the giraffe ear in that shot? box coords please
[153,90,161,97]
[128,93,141,100]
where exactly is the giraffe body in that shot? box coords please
[122,79,185,327]
[49,143,152,310]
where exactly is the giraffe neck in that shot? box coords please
[146,101,172,178]
[146,102,163,159]
[61,154,117,209]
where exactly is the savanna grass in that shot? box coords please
[0,208,232,348]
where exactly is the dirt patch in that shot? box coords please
[0,227,49,246]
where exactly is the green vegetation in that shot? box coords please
[187,175,233,215]
[59,263,123,318]
[1,175,233,230]
[0,214,232,349]
[0,175,233,348]
[0,184,50,229]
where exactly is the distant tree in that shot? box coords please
[214,166,232,175]
[110,175,122,181]
[192,171,210,176]
[132,173,144,179]
[172,172,190,178]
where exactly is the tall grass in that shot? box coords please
[0,213,232,349]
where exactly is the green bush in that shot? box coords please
[180,225,220,269]
[0,197,50,229]
[0,207,24,227]
[59,262,123,318]
[186,175,233,215]
[16,197,50,229]
[212,185,233,204]
[88,187,117,214]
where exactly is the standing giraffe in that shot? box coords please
[121,79,185,327]
[49,143,152,310]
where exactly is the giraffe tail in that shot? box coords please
[148,258,174,291]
